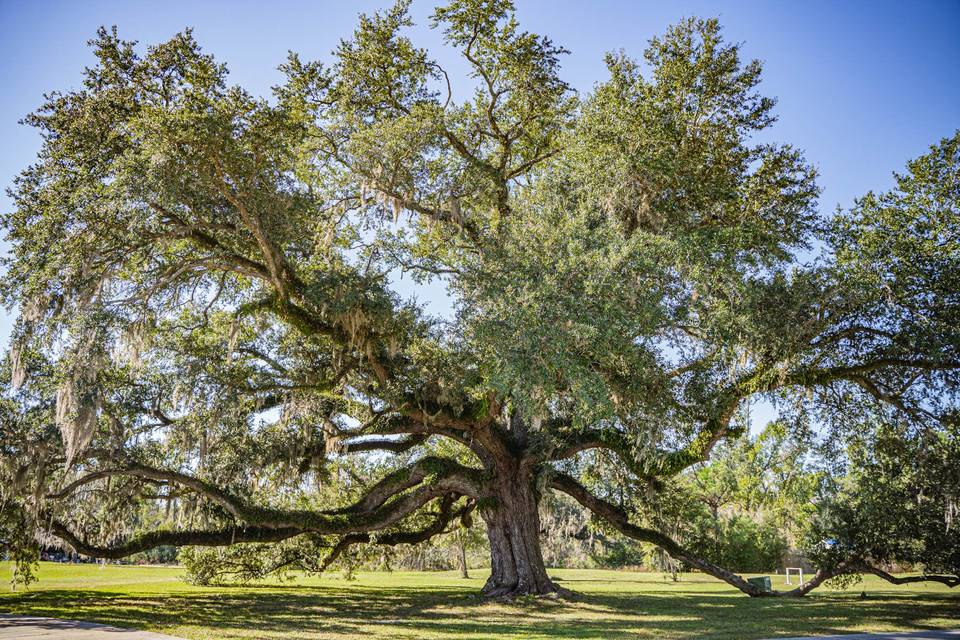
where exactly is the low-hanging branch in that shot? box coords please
[47,482,471,560]
[861,566,959,589]
[550,471,855,597]
[318,495,477,571]
[47,457,482,541]
[49,521,305,560]
[549,471,959,596]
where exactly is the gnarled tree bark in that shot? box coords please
[480,467,559,598]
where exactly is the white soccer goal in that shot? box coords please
[784,567,804,585]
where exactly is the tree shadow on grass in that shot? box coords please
[1,585,958,639]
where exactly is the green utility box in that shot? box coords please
[747,576,771,591]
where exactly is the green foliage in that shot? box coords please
[180,537,329,585]
[0,0,956,595]
[830,132,960,362]
[590,538,646,570]
[809,419,960,577]
[0,501,39,589]
[626,422,818,573]
[799,134,960,579]
[127,545,178,565]
[697,516,788,573]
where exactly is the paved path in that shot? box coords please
[0,615,182,639]
[772,632,960,640]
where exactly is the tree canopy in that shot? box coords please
[2,0,958,598]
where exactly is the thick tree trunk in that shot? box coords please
[480,472,560,598]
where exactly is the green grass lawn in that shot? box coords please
[1,562,958,639]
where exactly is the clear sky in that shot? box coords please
[1,0,958,423]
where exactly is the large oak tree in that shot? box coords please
[2,0,958,598]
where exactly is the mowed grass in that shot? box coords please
[1,562,958,639]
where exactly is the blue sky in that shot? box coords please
[1,0,958,429]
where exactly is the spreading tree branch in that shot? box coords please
[548,471,850,597]
[318,494,476,571]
